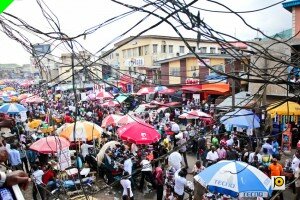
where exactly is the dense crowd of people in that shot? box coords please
[0,85,298,200]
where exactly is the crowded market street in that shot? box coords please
[1,1,300,200]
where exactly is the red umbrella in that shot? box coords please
[101,100,120,107]
[117,114,144,127]
[29,136,70,154]
[158,88,176,95]
[137,87,155,95]
[101,114,122,128]
[96,90,113,99]
[117,122,161,144]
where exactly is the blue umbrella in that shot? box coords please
[0,103,27,114]
[220,109,260,128]
[154,85,168,92]
[194,160,272,198]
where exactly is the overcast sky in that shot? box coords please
[0,0,292,64]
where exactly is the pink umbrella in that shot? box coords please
[101,100,120,107]
[179,110,211,119]
[96,90,114,99]
[117,122,161,144]
[101,114,122,128]
[29,136,70,154]
[117,114,144,127]
[158,88,176,95]
[87,93,96,100]
[137,87,155,95]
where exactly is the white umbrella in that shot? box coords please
[96,141,120,165]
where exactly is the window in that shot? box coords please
[190,46,196,53]
[161,45,166,53]
[138,47,143,56]
[219,48,226,54]
[210,47,216,54]
[191,66,199,77]
[133,48,137,57]
[179,46,185,54]
[169,45,173,53]
[209,65,225,76]
[153,44,158,54]
[144,45,149,55]
[127,49,132,57]
[170,67,180,76]
[200,47,207,53]
[122,50,126,58]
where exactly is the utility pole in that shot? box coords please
[231,59,235,109]
[262,56,268,121]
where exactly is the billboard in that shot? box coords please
[33,44,51,56]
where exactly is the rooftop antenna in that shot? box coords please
[255,28,262,41]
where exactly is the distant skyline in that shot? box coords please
[0,0,292,65]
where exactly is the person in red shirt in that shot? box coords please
[64,113,73,123]
[154,166,164,200]
[42,164,57,191]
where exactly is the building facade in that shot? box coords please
[104,35,222,83]
[59,51,103,86]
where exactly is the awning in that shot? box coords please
[115,94,129,103]
[201,83,230,93]
[182,85,201,92]
[182,83,230,93]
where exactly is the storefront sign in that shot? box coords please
[186,78,200,84]
[125,58,144,67]
[198,58,210,67]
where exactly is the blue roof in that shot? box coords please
[283,0,300,12]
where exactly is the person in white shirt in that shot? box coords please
[139,156,155,191]
[123,154,133,175]
[32,165,45,200]
[292,152,300,172]
[206,146,219,167]
[248,148,262,164]
[120,171,134,200]
[80,142,93,160]
[174,168,187,200]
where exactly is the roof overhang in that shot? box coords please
[283,0,300,12]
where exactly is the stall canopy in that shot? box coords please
[267,101,300,117]
[216,91,254,110]
[115,94,129,103]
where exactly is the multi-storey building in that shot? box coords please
[104,35,222,83]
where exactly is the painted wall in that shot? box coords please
[169,60,181,84]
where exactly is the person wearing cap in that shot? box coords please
[121,171,134,200]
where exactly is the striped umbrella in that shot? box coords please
[59,121,102,141]
[0,103,27,114]
[101,100,120,107]
[137,87,155,95]
[96,90,113,99]
[179,110,211,119]
[117,114,144,127]
[194,160,272,198]
[101,114,122,128]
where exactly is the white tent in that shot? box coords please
[216,91,254,111]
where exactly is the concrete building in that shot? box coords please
[157,53,249,100]
[104,35,222,83]
[59,51,103,86]
[248,0,300,104]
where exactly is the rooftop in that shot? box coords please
[155,52,244,64]
[114,35,215,47]
[283,0,300,12]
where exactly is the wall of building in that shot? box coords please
[169,60,181,85]
[105,36,221,75]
